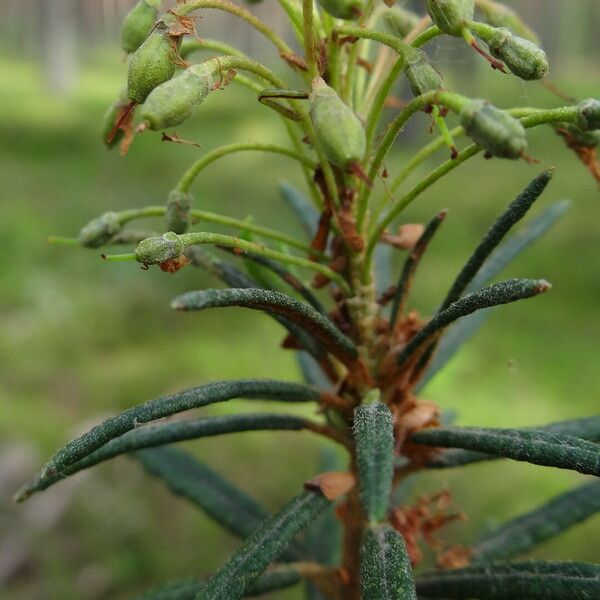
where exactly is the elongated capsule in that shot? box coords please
[165,190,193,234]
[127,23,181,104]
[425,0,475,36]
[488,28,548,80]
[135,232,185,265]
[140,63,213,130]
[382,6,422,38]
[101,91,129,150]
[476,0,540,44]
[309,77,366,170]
[78,212,123,248]
[460,99,527,159]
[577,99,600,132]
[120,0,161,54]
[404,49,444,97]
[317,0,364,20]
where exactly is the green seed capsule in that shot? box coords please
[317,0,364,20]
[120,0,161,54]
[165,190,193,234]
[577,99,600,132]
[382,6,421,38]
[425,0,475,36]
[476,0,540,44]
[135,232,185,265]
[127,24,181,104]
[487,28,548,81]
[460,99,527,159]
[555,123,600,149]
[101,91,128,150]
[404,49,444,97]
[140,64,213,130]
[78,212,123,248]
[309,77,366,169]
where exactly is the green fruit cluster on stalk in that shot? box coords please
[24,1,600,599]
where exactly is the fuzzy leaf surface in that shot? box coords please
[354,400,395,522]
[197,490,330,599]
[416,560,600,599]
[411,427,600,476]
[360,523,417,599]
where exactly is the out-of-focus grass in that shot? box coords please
[1,45,599,599]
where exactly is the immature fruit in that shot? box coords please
[120,0,161,54]
[127,24,181,104]
[135,232,185,265]
[309,77,366,170]
[577,99,600,132]
[139,64,213,131]
[488,28,548,81]
[425,0,475,36]
[404,49,444,97]
[317,0,364,20]
[382,6,421,38]
[476,0,540,44]
[78,212,122,248]
[165,190,193,234]
[460,99,527,159]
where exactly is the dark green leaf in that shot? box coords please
[33,413,311,489]
[197,490,330,599]
[135,447,269,540]
[416,560,600,599]
[411,427,600,476]
[422,414,600,468]
[297,352,331,390]
[396,279,551,367]
[16,379,319,502]
[172,288,359,367]
[439,169,553,311]
[417,200,569,390]
[360,523,417,599]
[390,210,447,328]
[135,565,302,599]
[471,479,600,562]
[354,399,395,522]
[279,182,319,238]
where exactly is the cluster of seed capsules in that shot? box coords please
[96,0,600,265]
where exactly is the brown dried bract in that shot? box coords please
[159,255,190,273]
[161,132,202,149]
[437,545,473,569]
[280,52,308,72]
[382,223,426,250]
[556,128,600,185]
[304,471,356,500]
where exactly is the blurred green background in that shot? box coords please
[1,1,599,598]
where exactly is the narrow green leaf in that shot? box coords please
[135,565,302,599]
[31,413,311,490]
[297,352,331,390]
[417,201,570,390]
[423,415,600,468]
[279,182,319,238]
[439,169,553,311]
[360,523,417,600]
[135,447,269,540]
[390,210,447,328]
[375,243,393,298]
[416,560,600,599]
[354,399,395,522]
[16,379,319,502]
[471,479,600,563]
[172,288,359,367]
[411,427,600,476]
[197,490,330,600]
[396,279,551,367]
[185,247,323,359]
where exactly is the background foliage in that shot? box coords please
[1,1,599,598]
